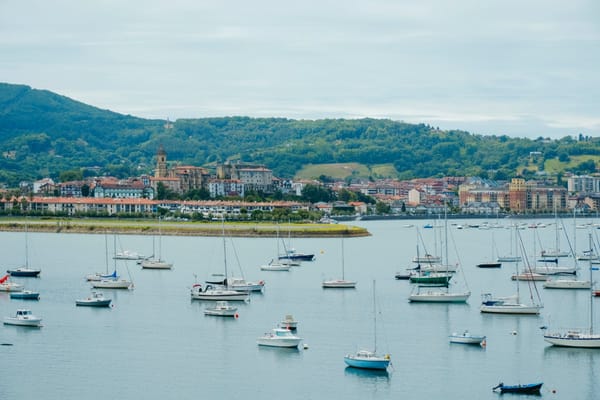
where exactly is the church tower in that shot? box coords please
[155,145,168,178]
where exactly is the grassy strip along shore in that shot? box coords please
[0,217,370,238]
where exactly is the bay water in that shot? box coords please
[1,218,599,399]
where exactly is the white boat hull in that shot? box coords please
[480,304,541,314]
[544,332,600,348]
[190,285,248,301]
[4,317,42,327]
[543,280,591,289]
[449,333,486,344]
[409,291,470,303]
[260,263,291,271]
[419,264,458,273]
[322,280,357,288]
[0,283,24,292]
[140,259,173,269]
[91,280,132,289]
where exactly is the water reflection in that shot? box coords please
[344,367,391,382]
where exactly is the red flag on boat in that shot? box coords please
[0,274,9,284]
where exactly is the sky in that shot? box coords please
[1,0,599,139]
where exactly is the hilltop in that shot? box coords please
[0,82,598,187]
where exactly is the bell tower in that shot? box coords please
[155,145,168,178]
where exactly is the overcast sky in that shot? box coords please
[1,0,599,139]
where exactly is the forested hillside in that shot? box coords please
[0,83,598,187]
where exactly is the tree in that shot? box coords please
[81,183,90,197]
[59,169,83,182]
[301,184,333,203]
[375,201,390,214]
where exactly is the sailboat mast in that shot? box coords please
[24,222,29,268]
[222,219,228,279]
[341,238,345,280]
[589,233,594,334]
[373,280,377,353]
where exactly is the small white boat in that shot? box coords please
[497,255,522,263]
[257,327,302,348]
[322,279,357,288]
[408,288,470,303]
[190,284,248,301]
[419,263,458,273]
[91,278,132,289]
[480,293,542,315]
[113,250,145,260]
[140,258,173,270]
[412,254,441,264]
[280,314,298,330]
[86,270,119,282]
[3,309,42,327]
[344,350,391,370]
[204,301,238,317]
[260,260,291,271]
[449,330,486,345]
[227,277,265,292]
[76,292,112,307]
[543,279,592,289]
[532,265,577,275]
[511,272,547,281]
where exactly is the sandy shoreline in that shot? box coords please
[0,218,370,238]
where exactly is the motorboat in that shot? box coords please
[204,301,238,317]
[280,314,298,330]
[227,277,265,292]
[449,330,486,345]
[3,309,42,327]
[257,327,302,348]
[492,382,543,395]
[190,284,248,301]
[10,290,40,300]
[0,274,24,292]
[278,249,315,262]
[344,350,391,370]
[76,292,112,307]
[476,262,501,269]
[7,267,41,277]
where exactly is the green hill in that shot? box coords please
[0,82,598,187]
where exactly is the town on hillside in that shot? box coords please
[1,147,599,219]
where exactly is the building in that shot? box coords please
[568,175,600,193]
[93,178,154,199]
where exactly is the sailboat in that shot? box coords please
[540,205,569,258]
[92,235,133,289]
[260,224,291,271]
[408,207,470,303]
[497,223,522,262]
[344,280,391,370]
[322,238,356,288]
[480,230,543,314]
[7,223,41,277]
[477,228,501,268]
[543,234,600,347]
[140,217,173,269]
[190,221,248,301]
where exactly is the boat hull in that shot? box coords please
[544,333,600,348]
[204,308,238,317]
[0,283,25,292]
[140,260,173,269]
[344,355,390,370]
[480,304,541,314]
[409,291,470,303]
[91,280,132,289]
[76,299,112,307]
[477,262,501,269]
[494,382,543,394]
[543,280,591,289]
[322,280,357,288]
[9,291,40,300]
[449,334,486,344]
[3,316,42,327]
[409,274,452,285]
[7,268,41,277]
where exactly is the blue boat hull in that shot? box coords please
[9,292,40,300]
[493,382,543,394]
[344,356,390,370]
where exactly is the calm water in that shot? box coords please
[1,218,600,399]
